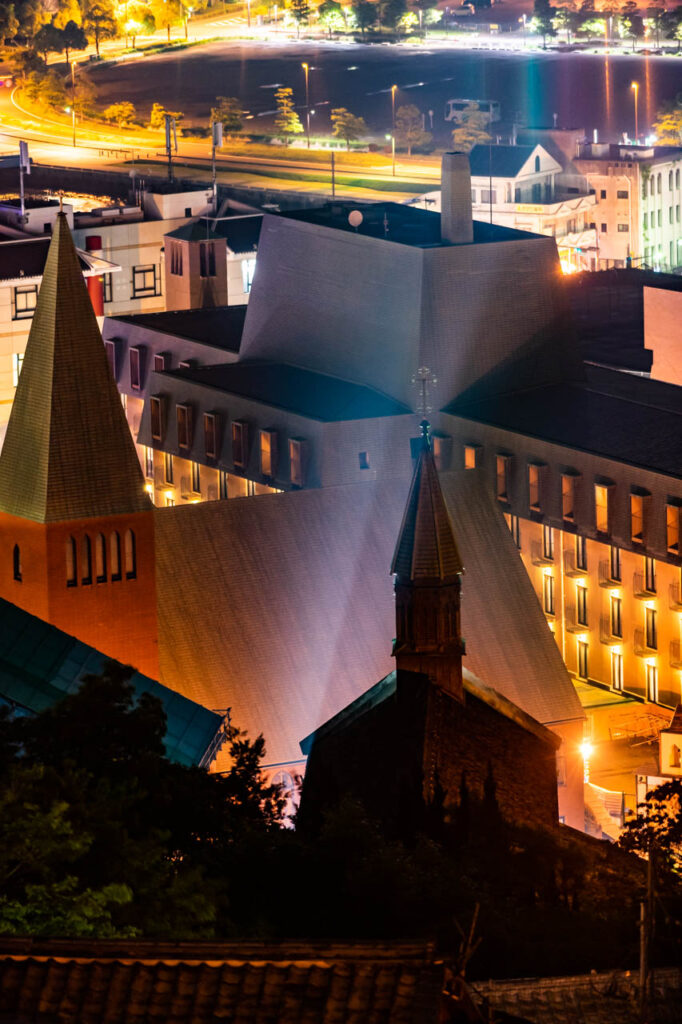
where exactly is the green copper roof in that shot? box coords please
[0,597,225,768]
[0,213,151,522]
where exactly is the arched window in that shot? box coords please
[534,154,540,173]
[81,535,92,585]
[95,533,106,583]
[124,529,136,580]
[110,531,121,581]
[672,743,681,769]
[13,544,21,582]
[66,537,77,587]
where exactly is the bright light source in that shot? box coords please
[144,483,153,494]
[580,740,594,760]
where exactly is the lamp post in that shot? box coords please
[631,80,639,142]
[302,61,310,148]
[391,83,397,130]
[385,133,395,177]
[70,60,76,147]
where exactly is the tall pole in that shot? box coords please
[391,83,397,130]
[70,61,76,147]
[331,150,335,197]
[631,81,639,142]
[386,133,395,176]
[302,63,310,148]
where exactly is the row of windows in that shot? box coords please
[542,572,659,647]
[492,452,682,555]
[647,169,681,197]
[150,401,309,486]
[575,639,659,702]
[643,207,681,230]
[65,530,136,587]
[10,264,161,323]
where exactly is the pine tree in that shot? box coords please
[331,107,367,149]
[274,87,303,141]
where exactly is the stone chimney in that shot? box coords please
[440,152,473,245]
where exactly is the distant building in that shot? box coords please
[163,214,262,311]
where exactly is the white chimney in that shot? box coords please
[440,152,473,245]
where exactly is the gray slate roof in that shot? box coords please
[112,305,247,354]
[166,214,262,253]
[469,144,537,178]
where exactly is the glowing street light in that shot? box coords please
[631,81,639,142]
[385,133,395,177]
[302,62,310,148]
[391,83,397,130]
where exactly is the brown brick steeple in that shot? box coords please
[391,421,465,698]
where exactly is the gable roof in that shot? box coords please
[111,305,247,354]
[468,144,555,179]
[0,598,225,768]
[0,213,151,523]
[392,426,464,580]
[166,214,262,254]
[154,471,582,770]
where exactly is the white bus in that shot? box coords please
[444,99,501,124]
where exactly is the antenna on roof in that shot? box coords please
[412,366,438,418]
[348,209,363,232]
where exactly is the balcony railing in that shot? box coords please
[563,550,586,578]
[671,640,682,669]
[599,616,623,646]
[670,582,682,610]
[531,540,554,566]
[599,559,622,588]
[633,572,656,599]
[565,606,591,634]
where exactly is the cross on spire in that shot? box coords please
[412,366,438,417]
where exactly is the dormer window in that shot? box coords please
[232,421,249,468]
[129,346,145,391]
[176,404,193,450]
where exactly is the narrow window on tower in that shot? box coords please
[110,531,121,582]
[124,530,136,580]
[561,473,576,522]
[508,514,521,549]
[595,484,610,534]
[630,493,644,544]
[646,663,658,703]
[610,545,621,582]
[543,524,554,561]
[204,413,219,460]
[150,396,165,442]
[528,463,541,513]
[12,544,21,582]
[289,438,308,488]
[232,421,249,469]
[66,537,77,587]
[129,346,144,391]
[260,429,278,478]
[496,454,511,503]
[95,533,106,583]
[176,404,193,450]
[81,535,92,586]
[667,502,681,555]
[611,650,623,691]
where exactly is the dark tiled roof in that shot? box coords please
[166,361,412,422]
[392,433,464,580]
[469,144,537,178]
[0,940,443,1024]
[0,598,225,768]
[0,236,94,281]
[166,214,262,253]
[0,214,151,523]
[111,305,247,354]
[448,376,682,480]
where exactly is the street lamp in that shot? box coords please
[302,62,310,148]
[385,133,395,177]
[391,83,397,130]
[631,80,639,142]
[70,60,76,147]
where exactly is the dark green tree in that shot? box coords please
[532,0,557,45]
[289,0,311,36]
[211,95,245,133]
[394,102,432,155]
[331,107,367,148]
[83,0,118,55]
[352,0,377,32]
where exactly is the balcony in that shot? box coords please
[599,616,623,646]
[599,560,622,588]
[563,550,586,578]
[634,628,657,657]
[671,640,682,669]
[531,540,554,566]
[633,572,656,599]
[670,582,682,610]
[565,606,591,634]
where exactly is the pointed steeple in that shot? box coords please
[0,213,150,523]
[392,422,465,699]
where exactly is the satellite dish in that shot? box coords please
[348,210,363,229]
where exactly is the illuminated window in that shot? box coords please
[576,534,587,571]
[630,493,644,544]
[81,535,92,586]
[204,413,219,460]
[508,514,521,549]
[241,257,257,294]
[577,584,588,626]
[561,473,576,522]
[543,525,554,561]
[645,556,656,594]
[232,421,249,468]
[191,461,201,493]
[124,529,136,580]
[66,537,77,587]
[199,241,216,278]
[95,533,106,583]
[12,284,37,320]
[646,663,658,703]
[289,437,307,487]
[144,446,153,478]
[528,463,541,512]
[12,352,23,388]
[611,595,622,638]
[595,484,609,534]
[667,503,681,554]
[129,346,144,390]
[617,223,629,233]
[577,640,589,680]
[176,404,193,450]
[154,352,169,372]
[496,454,511,502]
[645,607,657,650]
[543,573,555,615]
[132,264,160,298]
[102,273,113,303]
[610,545,621,582]
[164,452,174,485]
[219,471,229,500]
[12,544,21,583]
[432,434,451,471]
[150,396,165,441]
[464,445,478,470]
[611,651,623,691]
[671,744,681,768]
[110,531,121,582]
[166,495,175,507]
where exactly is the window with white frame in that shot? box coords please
[12,352,24,387]
[12,284,38,320]
[241,257,257,294]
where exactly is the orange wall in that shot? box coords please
[644,286,682,387]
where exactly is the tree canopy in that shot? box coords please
[394,103,432,155]
[331,107,367,149]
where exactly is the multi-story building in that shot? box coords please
[163,215,262,311]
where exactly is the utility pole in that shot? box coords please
[18,140,29,224]
[165,114,177,182]
[331,150,335,198]
[70,61,76,147]
[211,120,223,213]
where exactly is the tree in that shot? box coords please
[83,0,119,55]
[0,3,20,42]
[532,0,556,45]
[104,100,136,128]
[61,20,88,61]
[413,0,437,31]
[33,22,64,63]
[653,94,682,144]
[450,101,491,151]
[552,6,580,41]
[394,103,432,156]
[16,0,49,41]
[351,0,376,32]
[379,0,407,29]
[331,107,367,149]
[619,11,643,48]
[210,95,245,133]
[7,47,45,81]
[274,86,303,140]
[123,1,156,46]
[149,0,183,41]
[289,0,311,35]
[53,0,82,31]
[318,0,345,35]
[149,101,184,129]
